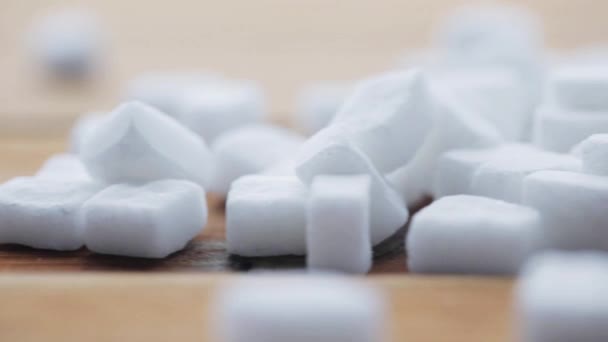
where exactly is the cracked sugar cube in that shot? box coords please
[387,90,503,207]
[0,177,102,250]
[79,101,213,186]
[294,82,352,135]
[36,153,92,182]
[209,124,304,195]
[213,276,386,342]
[307,175,372,274]
[326,68,433,172]
[407,195,541,274]
[470,146,581,203]
[82,179,207,258]
[124,71,219,117]
[176,80,266,142]
[522,170,608,251]
[516,252,608,342]
[27,8,102,78]
[571,134,608,176]
[552,65,608,111]
[533,106,608,153]
[296,135,408,245]
[226,175,308,257]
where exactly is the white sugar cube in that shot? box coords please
[210,124,304,195]
[523,170,608,251]
[79,101,213,186]
[262,158,296,177]
[296,136,408,245]
[552,65,608,111]
[176,80,266,142]
[431,68,532,141]
[213,276,386,342]
[326,69,433,172]
[295,82,352,135]
[433,144,531,198]
[69,111,107,153]
[572,134,608,175]
[307,175,372,274]
[407,195,541,274]
[27,8,102,78]
[387,92,503,206]
[124,71,218,117]
[226,176,308,257]
[0,177,102,250]
[516,252,608,342]
[82,180,206,258]
[533,106,608,153]
[470,146,580,203]
[36,153,91,182]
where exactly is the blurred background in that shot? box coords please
[1,0,608,140]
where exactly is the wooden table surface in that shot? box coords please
[0,0,605,340]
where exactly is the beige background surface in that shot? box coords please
[1,0,607,138]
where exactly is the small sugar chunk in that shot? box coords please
[326,69,433,172]
[261,158,296,177]
[213,276,386,342]
[516,252,608,342]
[523,170,608,251]
[226,176,308,257]
[294,82,352,135]
[27,8,102,78]
[552,65,608,111]
[407,195,541,274]
[176,80,266,142]
[36,153,92,182]
[80,101,213,186]
[296,136,408,245]
[82,180,206,258]
[387,91,503,206]
[210,124,304,195]
[470,145,580,203]
[124,71,219,116]
[0,177,102,250]
[69,111,107,153]
[572,134,608,175]
[533,106,608,153]
[307,175,372,274]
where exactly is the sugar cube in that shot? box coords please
[36,153,91,182]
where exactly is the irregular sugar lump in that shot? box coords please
[82,180,207,258]
[516,252,608,342]
[79,101,213,186]
[307,175,372,274]
[176,80,266,142]
[213,276,386,342]
[328,68,433,172]
[572,134,608,176]
[36,153,92,182]
[522,170,608,251]
[387,90,503,207]
[0,177,103,251]
[209,124,304,195]
[69,111,107,153]
[407,195,541,274]
[296,135,408,245]
[226,175,308,257]
[470,145,580,203]
[295,82,352,135]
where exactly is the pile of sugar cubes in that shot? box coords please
[12,4,608,341]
